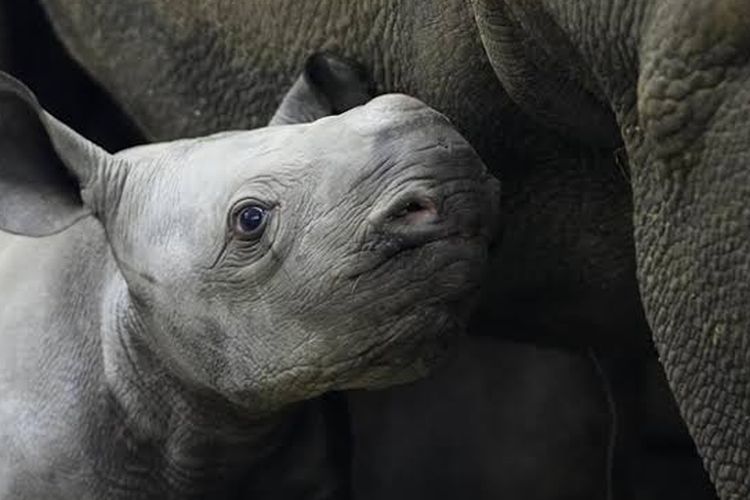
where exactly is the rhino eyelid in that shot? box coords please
[229,196,272,208]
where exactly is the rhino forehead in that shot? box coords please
[119,127,395,234]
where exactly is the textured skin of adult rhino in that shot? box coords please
[31,0,748,498]
[0,55,500,498]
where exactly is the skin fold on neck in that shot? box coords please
[97,270,320,496]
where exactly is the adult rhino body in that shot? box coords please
[35,1,650,351]
[0,56,499,498]
[35,0,747,497]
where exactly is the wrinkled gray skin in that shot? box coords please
[0,55,499,498]
[31,0,749,497]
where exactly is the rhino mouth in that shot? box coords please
[343,230,490,284]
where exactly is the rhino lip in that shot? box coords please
[343,230,485,282]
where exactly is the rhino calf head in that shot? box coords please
[0,55,500,417]
[107,96,501,410]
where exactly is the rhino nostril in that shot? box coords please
[389,197,438,224]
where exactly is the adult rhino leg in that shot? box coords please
[627,0,750,496]
[472,0,750,497]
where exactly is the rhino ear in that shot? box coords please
[0,71,115,237]
[269,52,374,125]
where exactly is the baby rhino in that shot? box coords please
[0,55,499,499]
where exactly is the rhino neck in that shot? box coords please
[97,272,341,496]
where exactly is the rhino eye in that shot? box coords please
[234,204,268,238]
